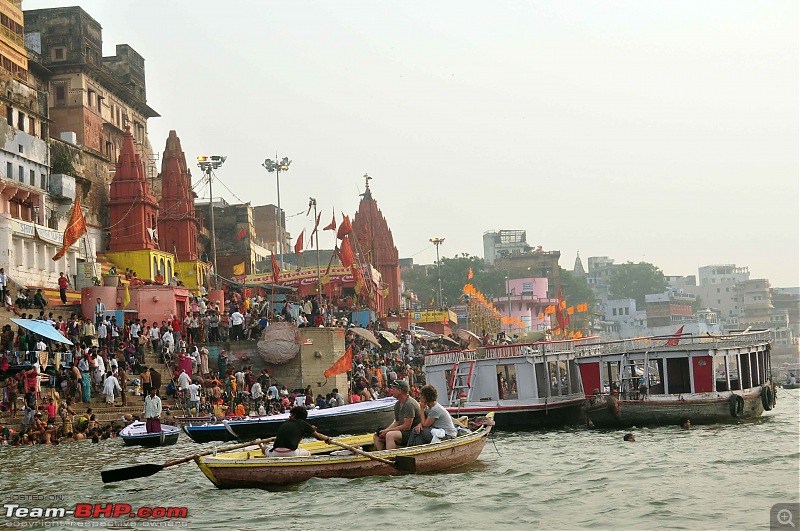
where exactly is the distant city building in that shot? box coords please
[483,230,532,266]
[572,252,585,278]
[698,264,750,285]
[645,290,695,328]
[252,203,288,256]
[490,277,555,332]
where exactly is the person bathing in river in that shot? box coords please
[264,406,331,457]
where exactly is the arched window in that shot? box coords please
[159,258,165,276]
[167,260,172,280]
[153,257,158,279]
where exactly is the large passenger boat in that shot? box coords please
[575,329,776,428]
[423,340,593,429]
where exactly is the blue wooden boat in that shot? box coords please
[120,421,181,447]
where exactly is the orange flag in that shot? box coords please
[567,306,574,315]
[294,230,304,254]
[336,214,352,239]
[467,267,474,280]
[271,252,281,282]
[323,209,337,231]
[339,236,355,267]
[324,345,353,377]
[53,196,87,261]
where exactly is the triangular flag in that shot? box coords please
[271,252,281,282]
[235,227,247,239]
[467,267,474,280]
[336,214,352,239]
[664,326,685,347]
[310,212,322,238]
[233,262,245,276]
[123,284,131,307]
[323,210,337,231]
[53,196,87,261]
[339,237,355,267]
[324,345,352,377]
[294,230,304,254]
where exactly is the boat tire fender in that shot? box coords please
[761,386,773,411]
[729,393,744,417]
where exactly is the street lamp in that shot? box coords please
[430,237,445,309]
[197,155,226,285]
[309,196,321,300]
[262,156,291,269]
[505,274,512,337]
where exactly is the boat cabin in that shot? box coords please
[575,331,772,399]
[424,341,589,407]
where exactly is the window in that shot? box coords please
[29,169,34,186]
[18,144,22,153]
[28,117,34,135]
[16,111,24,131]
[612,308,617,316]
[18,165,23,182]
[55,85,65,103]
[53,47,65,61]
[6,161,12,179]
[625,307,629,315]
[496,365,518,400]
[6,105,11,126]
[40,173,46,189]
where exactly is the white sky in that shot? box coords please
[24,1,799,286]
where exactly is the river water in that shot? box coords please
[2,389,798,530]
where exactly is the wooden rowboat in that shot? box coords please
[195,413,495,488]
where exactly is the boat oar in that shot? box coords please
[101,437,276,483]
[326,438,416,473]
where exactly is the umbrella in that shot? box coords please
[377,330,401,350]
[350,327,380,347]
[455,329,481,343]
[11,318,74,346]
[435,334,460,347]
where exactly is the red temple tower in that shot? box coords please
[351,176,401,312]
[157,131,198,260]
[108,126,159,251]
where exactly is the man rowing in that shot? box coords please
[264,406,331,457]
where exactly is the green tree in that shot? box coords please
[402,254,506,308]
[559,268,595,309]
[608,262,668,307]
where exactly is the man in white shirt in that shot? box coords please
[143,387,162,433]
[230,310,244,341]
[130,320,140,340]
[97,320,108,348]
[177,369,191,391]
[185,379,201,416]
[149,325,160,353]
[0,267,7,305]
[102,371,121,405]
[94,298,105,327]
[35,339,47,351]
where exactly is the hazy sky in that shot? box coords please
[25,1,799,286]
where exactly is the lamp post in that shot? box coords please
[430,237,445,309]
[197,155,226,285]
[262,156,291,269]
[309,197,321,300]
[505,274,512,337]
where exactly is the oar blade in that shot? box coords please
[101,464,164,483]
[393,456,416,474]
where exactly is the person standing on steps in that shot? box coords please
[58,272,70,304]
[0,267,8,306]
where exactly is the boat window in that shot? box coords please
[548,361,560,396]
[757,351,765,385]
[728,355,741,390]
[568,360,581,394]
[558,361,569,396]
[602,361,620,393]
[739,353,751,389]
[750,352,759,387]
[715,356,729,391]
[496,365,518,400]
[535,362,548,398]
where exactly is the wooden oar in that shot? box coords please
[326,438,416,473]
[101,437,276,483]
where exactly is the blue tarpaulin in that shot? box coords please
[10,318,74,346]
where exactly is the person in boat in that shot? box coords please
[265,406,331,457]
[680,418,691,430]
[374,380,422,450]
[623,433,636,442]
[143,386,162,434]
[408,384,458,446]
[789,373,797,386]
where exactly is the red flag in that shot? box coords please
[664,326,685,347]
[271,252,281,282]
[294,230,304,254]
[339,237,355,267]
[467,267,474,280]
[336,214,352,239]
[235,227,247,239]
[323,210,336,231]
[324,345,352,377]
[310,211,322,238]
[53,197,87,261]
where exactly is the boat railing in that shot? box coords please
[424,349,476,366]
[591,329,772,355]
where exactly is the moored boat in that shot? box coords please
[424,340,593,429]
[575,329,776,428]
[195,413,494,488]
[223,397,397,440]
[182,422,236,443]
[120,421,181,447]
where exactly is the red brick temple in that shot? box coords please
[108,126,159,252]
[158,131,198,261]
[351,176,401,313]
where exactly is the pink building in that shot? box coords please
[492,277,556,333]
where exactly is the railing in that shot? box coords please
[423,331,771,366]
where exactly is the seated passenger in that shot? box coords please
[373,380,421,450]
[265,406,331,457]
[408,384,457,446]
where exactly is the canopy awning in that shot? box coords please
[350,327,380,347]
[11,318,74,345]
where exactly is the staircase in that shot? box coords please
[448,360,476,406]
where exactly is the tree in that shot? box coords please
[402,254,504,308]
[608,262,668,307]
[559,268,595,310]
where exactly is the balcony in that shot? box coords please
[49,173,76,202]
